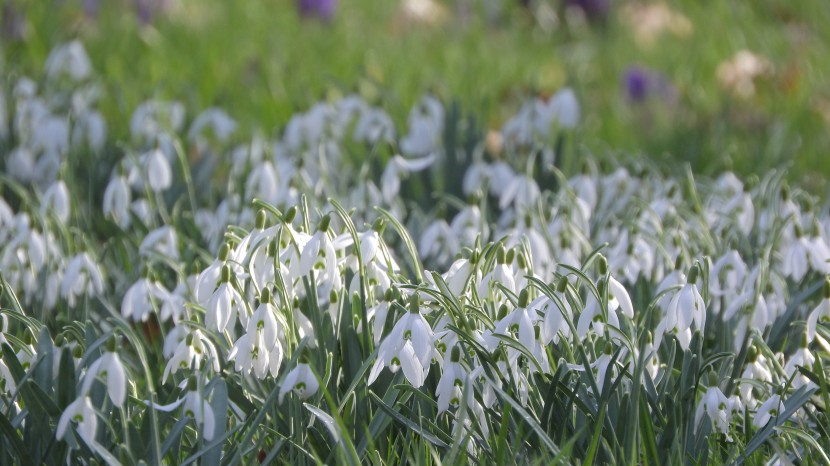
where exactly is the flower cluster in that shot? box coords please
[1,41,828,464]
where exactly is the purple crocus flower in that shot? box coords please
[298,0,337,22]
[622,66,677,104]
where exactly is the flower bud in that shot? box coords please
[284,206,297,223]
[255,209,267,230]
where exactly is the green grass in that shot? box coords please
[3,0,830,186]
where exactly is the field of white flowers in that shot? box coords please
[1,42,830,465]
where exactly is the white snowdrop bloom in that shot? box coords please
[436,347,467,414]
[593,346,616,394]
[420,219,458,266]
[279,362,319,403]
[462,161,491,197]
[45,41,92,81]
[188,107,237,143]
[158,280,188,323]
[228,331,271,378]
[450,205,487,248]
[568,173,598,214]
[81,349,127,407]
[400,96,443,156]
[783,336,816,389]
[608,232,655,284]
[140,225,179,261]
[142,149,173,192]
[130,100,185,142]
[484,290,549,373]
[130,199,154,226]
[752,394,783,428]
[206,266,245,333]
[499,173,541,211]
[806,280,830,341]
[299,216,342,295]
[740,347,772,406]
[577,287,622,341]
[694,374,731,436]
[608,276,634,319]
[665,264,706,337]
[163,329,220,383]
[163,325,189,359]
[0,358,16,395]
[40,180,71,223]
[31,116,70,156]
[442,255,478,296]
[381,153,435,200]
[60,253,104,307]
[56,396,97,445]
[654,267,686,314]
[354,107,396,144]
[72,110,107,152]
[151,384,216,441]
[476,246,516,305]
[103,175,131,228]
[369,295,434,387]
[121,278,170,322]
[245,161,281,206]
[537,281,575,345]
[709,251,747,299]
[6,146,36,183]
[806,235,830,274]
[548,87,580,129]
[780,230,813,282]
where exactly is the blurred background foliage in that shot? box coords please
[2,0,829,190]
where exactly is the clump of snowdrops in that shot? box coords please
[1,41,830,465]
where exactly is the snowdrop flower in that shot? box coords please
[279,360,319,403]
[45,40,92,82]
[806,279,830,341]
[103,175,131,228]
[783,334,816,389]
[140,225,179,261]
[740,346,772,405]
[143,149,173,192]
[752,394,783,428]
[499,173,540,211]
[81,343,127,407]
[60,252,104,307]
[228,331,272,378]
[188,108,237,144]
[381,153,435,200]
[694,372,731,436]
[150,378,216,440]
[130,100,185,142]
[400,96,443,156]
[5,147,35,184]
[72,110,107,152]
[539,279,575,345]
[163,329,221,383]
[477,245,516,305]
[442,254,479,296]
[354,107,396,144]
[659,263,706,350]
[56,396,97,445]
[121,277,171,322]
[299,214,342,295]
[436,346,466,413]
[206,265,245,333]
[41,180,71,223]
[548,87,580,129]
[420,219,459,267]
[369,295,434,387]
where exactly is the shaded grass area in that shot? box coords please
[3,0,830,188]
